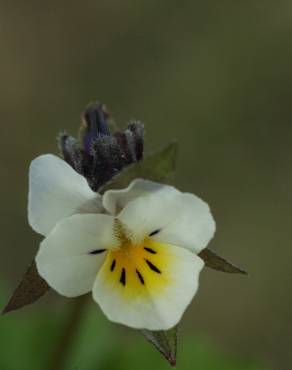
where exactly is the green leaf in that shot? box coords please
[100,142,178,193]
[2,261,50,314]
[199,248,247,275]
[140,327,177,367]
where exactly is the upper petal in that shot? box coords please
[92,240,204,330]
[102,178,179,215]
[117,185,215,253]
[152,193,216,254]
[36,214,117,297]
[28,154,102,236]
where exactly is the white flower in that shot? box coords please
[29,154,216,331]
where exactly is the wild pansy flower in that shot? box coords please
[28,103,216,331]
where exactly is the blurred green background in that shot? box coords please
[1,1,291,369]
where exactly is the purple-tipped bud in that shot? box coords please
[80,102,111,154]
[58,102,144,192]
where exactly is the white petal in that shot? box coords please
[36,214,118,297]
[102,178,179,215]
[153,193,216,254]
[117,186,215,253]
[28,154,102,236]
[116,192,178,245]
[92,240,204,330]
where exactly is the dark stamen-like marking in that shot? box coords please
[144,247,157,254]
[149,229,161,237]
[136,269,145,285]
[120,268,126,286]
[90,249,106,255]
[110,259,116,272]
[145,259,161,274]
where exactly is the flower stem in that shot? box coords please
[48,295,89,370]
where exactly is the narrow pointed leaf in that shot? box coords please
[199,248,247,275]
[100,142,178,193]
[2,261,50,314]
[140,327,177,367]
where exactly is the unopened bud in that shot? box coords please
[80,102,111,154]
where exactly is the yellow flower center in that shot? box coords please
[100,234,174,301]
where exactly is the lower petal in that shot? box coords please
[92,241,204,330]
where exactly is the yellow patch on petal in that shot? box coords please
[99,239,176,301]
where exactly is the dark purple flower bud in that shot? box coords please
[80,102,111,154]
[115,121,144,162]
[58,133,84,174]
[88,122,144,191]
[58,102,144,192]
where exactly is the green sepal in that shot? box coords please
[2,261,50,314]
[199,248,247,275]
[140,327,178,367]
[100,142,178,193]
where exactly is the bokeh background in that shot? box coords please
[1,1,291,369]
